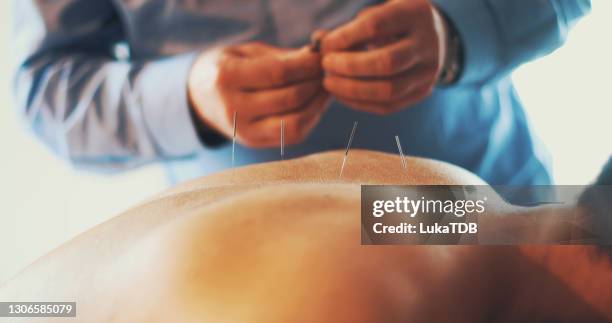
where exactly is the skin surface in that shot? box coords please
[1,150,610,323]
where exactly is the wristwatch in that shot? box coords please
[437,9,463,85]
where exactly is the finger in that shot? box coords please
[235,80,322,118]
[335,84,433,115]
[310,29,328,53]
[323,66,434,103]
[323,39,420,77]
[243,92,330,147]
[228,41,289,57]
[321,3,411,52]
[221,47,322,90]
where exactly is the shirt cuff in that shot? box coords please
[553,0,591,29]
[139,51,204,157]
[188,99,228,147]
[433,0,501,84]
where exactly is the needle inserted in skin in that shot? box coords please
[395,135,407,170]
[231,111,237,166]
[339,121,358,178]
[280,119,285,160]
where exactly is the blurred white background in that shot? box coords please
[0,1,167,283]
[0,1,610,283]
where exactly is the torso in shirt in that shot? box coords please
[113,0,374,57]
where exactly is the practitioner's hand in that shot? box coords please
[320,0,448,115]
[188,42,330,148]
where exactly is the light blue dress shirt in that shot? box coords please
[12,0,591,203]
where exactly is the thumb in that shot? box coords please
[310,29,328,53]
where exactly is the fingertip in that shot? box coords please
[311,29,328,41]
[321,55,332,70]
[319,37,336,55]
[300,47,323,64]
[319,28,344,53]
[320,28,354,54]
[285,46,317,59]
[281,48,323,80]
[322,54,341,73]
[297,45,315,55]
[322,76,334,91]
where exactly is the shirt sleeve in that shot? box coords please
[433,0,592,85]
[12,0,209,173]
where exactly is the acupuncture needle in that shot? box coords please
[280,119,285,160]
[395,135,407,170]
[339,121,358,178]
[231,111,237,167]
